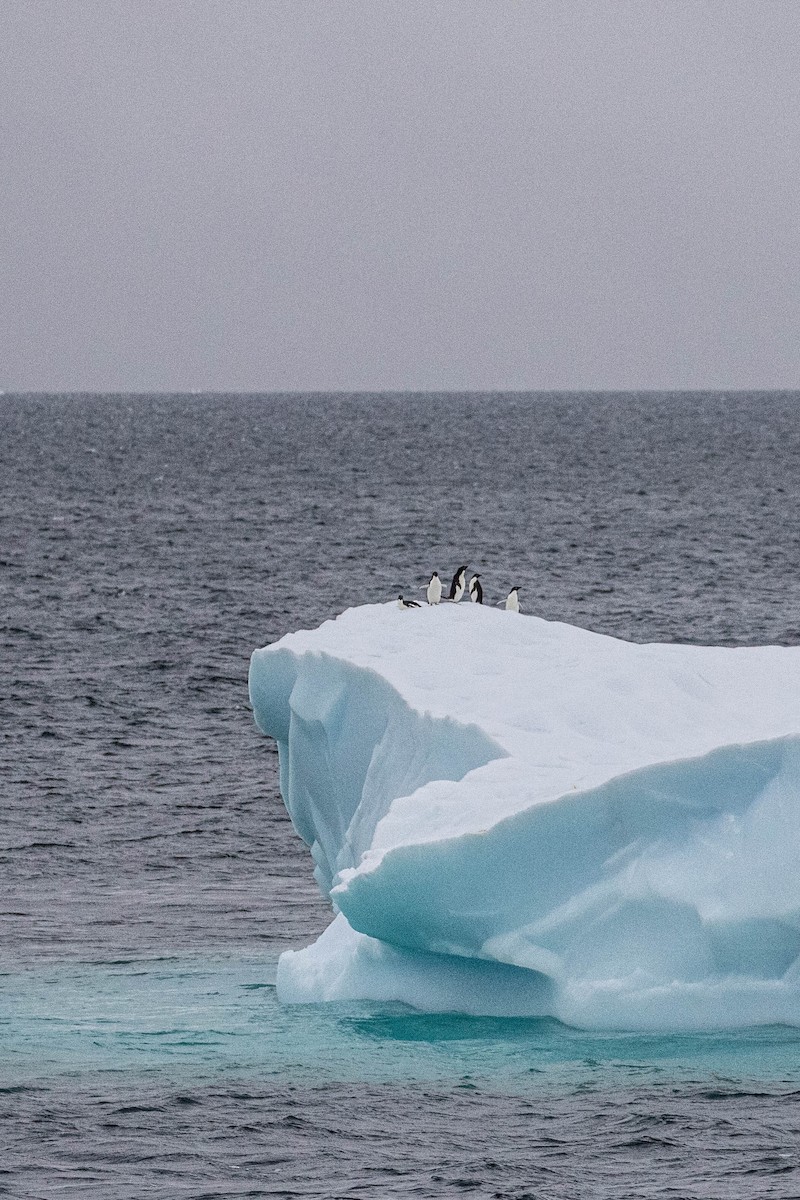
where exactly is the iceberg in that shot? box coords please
[249,603,800,1030]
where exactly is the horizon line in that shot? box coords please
[3,387,799,399]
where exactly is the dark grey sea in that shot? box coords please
[3,392,800,1198]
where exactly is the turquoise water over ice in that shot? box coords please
[5,956,800,1092]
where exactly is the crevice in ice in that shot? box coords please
[250,648,504,895]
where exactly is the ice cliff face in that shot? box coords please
[249,603,800,1029]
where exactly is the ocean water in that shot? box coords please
[3,391,800,1198]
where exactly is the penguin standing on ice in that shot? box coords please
[448,565,468,602]
[505,586,521,613]
[426,571,442,605]
[468,574,483,604]
[398,594,421,609]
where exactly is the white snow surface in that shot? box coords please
[249,602,800,1029]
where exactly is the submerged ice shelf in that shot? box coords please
[249,603,800,1030]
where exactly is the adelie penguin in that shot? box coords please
[448,565,468,602]
[468,574,483,604]
[426,571,442,605]
[397,594,421,610]
[505,586,521,613]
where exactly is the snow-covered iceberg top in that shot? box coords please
[249,603,800,1030]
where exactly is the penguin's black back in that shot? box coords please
[449,565,467,598]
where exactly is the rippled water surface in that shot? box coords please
[3,392,800,1197]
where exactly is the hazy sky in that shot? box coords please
[2,1,799,392]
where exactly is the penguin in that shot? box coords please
[398,594,421,609]
[448,565,468,602]
[505,586,521,613]
[468,574,483,604]
[426,571,442,605]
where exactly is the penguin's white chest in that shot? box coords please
[427,578,442,604]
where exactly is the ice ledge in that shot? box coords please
[250,603,800,1029]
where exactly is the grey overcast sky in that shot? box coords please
[2,1,799,392]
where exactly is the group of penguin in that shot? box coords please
[398,566,521,612]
